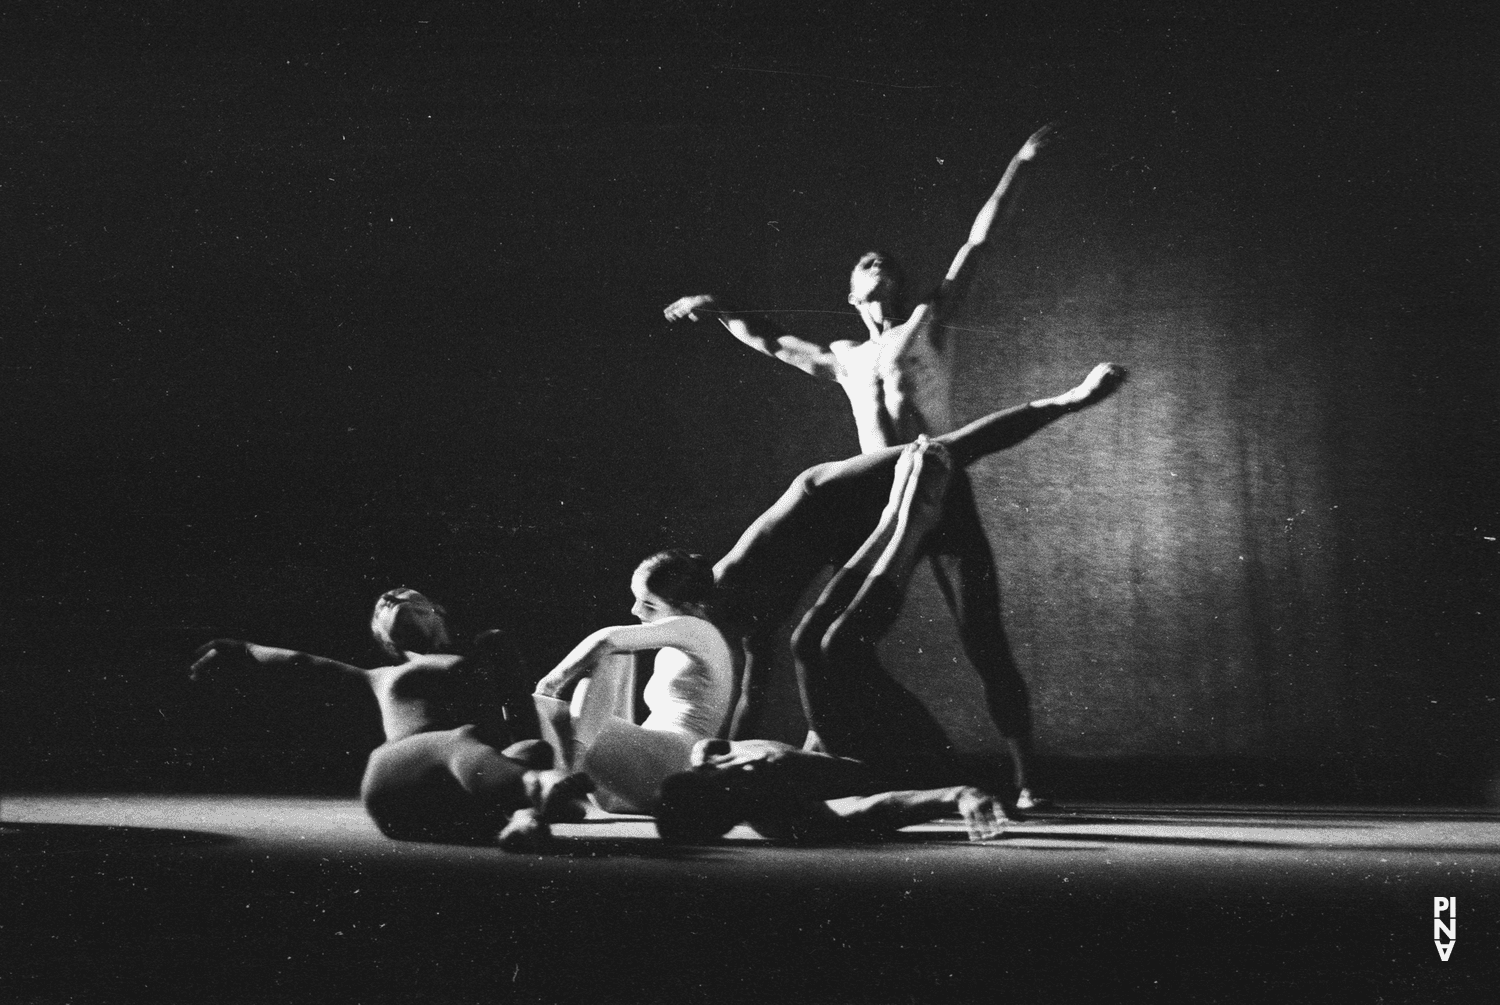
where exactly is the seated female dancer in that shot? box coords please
[531,549,738,812]
[189,588,590,850]
[657,436,1020,843]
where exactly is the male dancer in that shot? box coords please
[666,125,1072,806]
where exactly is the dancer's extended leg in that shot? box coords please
[936,362,1125,467]
[716,363,1126,736]
[716,364,1127,627]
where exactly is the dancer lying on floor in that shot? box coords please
[656,437,1021,844]
[190,588,586,849]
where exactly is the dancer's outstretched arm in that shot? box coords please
[189,638,371,682]
[825,785,1011,841]
[665,293,840,380]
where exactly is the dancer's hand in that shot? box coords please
[664,294,718,323]
[188,638,255,681]
[533,667,576,699]
[955,786,1014,841]
[1017,122,1057,161]
[689,737,795,771]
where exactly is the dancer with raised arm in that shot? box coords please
[189,588,588,849]
[665,124,1070,805]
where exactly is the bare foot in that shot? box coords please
[498,771,595,851]
[1014,787,1052,813]
[956,786,1016,841]
[497,807,550,852]
[1043,362,1128,412]
[527,769,594,824]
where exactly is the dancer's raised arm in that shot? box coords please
[665,293,839,380]
[915,123,1056,328]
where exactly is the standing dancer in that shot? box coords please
[666,125,1076,805]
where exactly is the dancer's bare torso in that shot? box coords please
[830,312,956,453]
[370,653,506,743]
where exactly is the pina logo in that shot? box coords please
[1433,897,1456,961]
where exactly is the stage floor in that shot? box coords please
[4,793,1497,1003]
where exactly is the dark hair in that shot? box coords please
[852,250,907,294]
[634,549,715,610]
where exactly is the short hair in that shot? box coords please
[634,550,715,609]
[851,249,907,296]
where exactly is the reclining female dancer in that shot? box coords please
[531,549,738,812]
[189,588,589,850]
[712,361,1126,809]
[658,437,1022,843]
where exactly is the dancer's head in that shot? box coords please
[848,250,906,315]
[370,587,452,658]
[631,550,714,623]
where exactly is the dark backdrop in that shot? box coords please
[4,7,1495,802]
